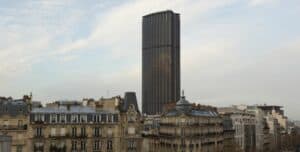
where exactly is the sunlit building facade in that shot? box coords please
[144,95,223,152]
[28,92,142,152]
[0,95,31,152]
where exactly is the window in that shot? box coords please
[113,114,118,122]
[93,115,101,123]
[72,127,77,137]
[60,114,66,123]
[80,115,87,123]
[50,114,57,123]
[98,115,101,122]
[35,127,42,137]
[101,114,106,122]
[108,114,112,122]
[93,140,101,150]
[107,140,113,150]
[81,140,86,150]
[71,140,77,150]
[94,127,100,137]
[16,145,22,152]
[35,114,44,122]
[81,127,86,137]
[34,142,44,152]
[93,115,96,122]
[128,140,136,149]
[71,115,78,123]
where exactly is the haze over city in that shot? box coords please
[0,0,299,120]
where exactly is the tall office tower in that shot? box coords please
[142,10,180,115]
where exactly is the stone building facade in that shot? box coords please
[0,92,143,152]
[218,107,256,152]
[0,95,32,152]
[0,135,12,152]
[144,95,223,152]
[237,105,288,152]
[222,114,242,152]
[237,105,271,152]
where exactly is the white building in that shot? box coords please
[218,107,256,152]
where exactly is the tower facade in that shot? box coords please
[142,10,180,115]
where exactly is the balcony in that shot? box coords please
[0,125,27,130]
[49,145,66,152]
[70,134,88,139]
[33,146,44,152]
[49,133,70,139]
[33,134,45,139]
[32,120,44,124]
[93,134,102,138]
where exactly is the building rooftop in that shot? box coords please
[120,92,139,112]
[0,97,30,116]
[32,105,118,114]
[143,10,179,18]
[164,93,218,117]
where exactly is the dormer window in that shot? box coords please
[71,115,78,123]
[35,114,44,122]
[60,114,66,123]
[113,114,118,122]
[50,114,57,123]
[93,115,96,122]
[101,114,106,123]
[108,114,112,123]
[80,115,87,123]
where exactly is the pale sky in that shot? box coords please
[0,0,299,120]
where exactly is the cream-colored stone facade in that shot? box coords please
[218,107,256,152]
[28,95,142,152]
[0,96,31,152]
[0,115,30,152]
[144,96,224,152]
[0,93,142,152]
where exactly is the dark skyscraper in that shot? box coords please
[142,10,180,115]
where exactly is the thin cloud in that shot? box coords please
[1,0,299,120]
[248,0,280,6]
[55,0,239,56]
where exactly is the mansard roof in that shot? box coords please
[120,92,140,113]
[0,98,29,116]
[164,95,218,117]
[32,105,118,114]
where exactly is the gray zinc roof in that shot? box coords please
[31,106,118,114]
[165,109,218,117]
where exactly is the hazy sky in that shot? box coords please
[0,0,299,120]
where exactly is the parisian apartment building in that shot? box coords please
[0,93,142,152]
[0,93,299,152]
